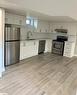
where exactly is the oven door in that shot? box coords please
[53,41,64,50]
[52,41,64,55]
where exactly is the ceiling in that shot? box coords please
[0,0,77,22]
[6,10,76,22]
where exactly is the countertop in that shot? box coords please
[65,41,75,43]
[20,38,52,41]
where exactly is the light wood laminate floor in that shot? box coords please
[0,53,77,95]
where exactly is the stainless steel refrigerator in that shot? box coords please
[4,24,20,66]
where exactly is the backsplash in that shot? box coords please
[20,31,55,40]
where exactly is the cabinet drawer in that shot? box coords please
[64,53,71,57]
[64,51,71,55]
[64,48,71,51]
[65,44,72,47]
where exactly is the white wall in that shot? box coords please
[0,8,5,77]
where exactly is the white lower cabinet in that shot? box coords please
[20,40,39,60]
[20,39,52,60]
[63,41,75,57]
[45,40,52,52]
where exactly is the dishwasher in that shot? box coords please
[38,40,46,54]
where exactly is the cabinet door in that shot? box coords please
[63,42,75,57]
[26,41,38,57]
[20,41,39,60]
[21,17,26,26]
[13,15,26,25]
[45,40,52,52]
[13,16,21,25]
[5,13,26,25]
[37,21,49,33]
[20,41,25,60]
[5,14,14,24]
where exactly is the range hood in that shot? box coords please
[55,29,68,33]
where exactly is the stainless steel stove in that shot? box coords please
[52,36,68,55]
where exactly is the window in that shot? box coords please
[26,16,38,29]
[34,20,38,28]
[26,19,30,25]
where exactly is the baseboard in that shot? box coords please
[0,72,2,78]
[0,67,5,78]
[2,67,5,72]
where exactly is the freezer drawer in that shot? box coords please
[5,41,20,66]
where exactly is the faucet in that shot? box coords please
[27,31,32,39]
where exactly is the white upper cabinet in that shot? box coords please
[5,13,26,26]
[5,13,50,33]
[37,20,50,33]
[51,23,68,33]
[5,13,14,24]
[13,15,21,25]
[50,23,77,36]
[14,15,26,26]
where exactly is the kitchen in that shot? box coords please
[0,1,77,94]
[4,12,77,66]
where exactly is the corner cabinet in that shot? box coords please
[20,40,39,60]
